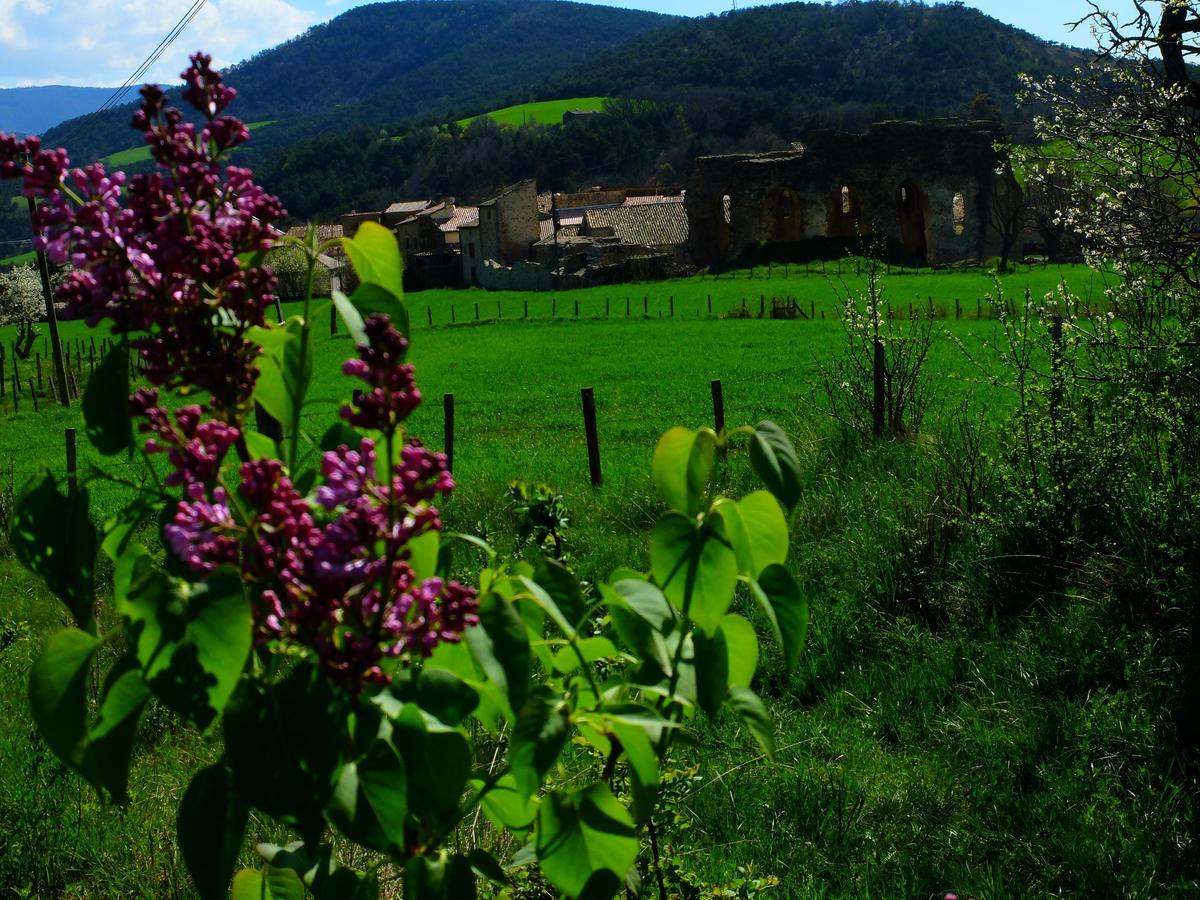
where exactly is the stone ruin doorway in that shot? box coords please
[825,184,863,238]
[895,179,932,265]
[764,187,803,242]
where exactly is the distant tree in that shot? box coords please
[0,264,43,325]
[988,161,1026,271]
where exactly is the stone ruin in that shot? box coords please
[685,119,1018,268]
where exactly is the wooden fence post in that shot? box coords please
[669,296,674,317]
[427,306,433,328]
[711,379,725,435]
[581,387,602,487]
[443,393,455,473]
[331,302,338,336]
[475,302,480,321]
[451,305,456,324]
[707,294,712,316]
[524,299,529,320]
[66,428,77,494]
[274,296,284,323]
[28,380,38,413]
[643,296,648,317]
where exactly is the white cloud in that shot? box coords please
[0,0,317,87]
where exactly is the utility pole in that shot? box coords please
[28,198,69,407]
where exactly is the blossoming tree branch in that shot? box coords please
[0,55,809,900]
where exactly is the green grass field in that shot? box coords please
[99,120,277,167]
[456,97,609,129]
[0,249,34,267]
[0,265,1194,895]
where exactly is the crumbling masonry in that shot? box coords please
[686,120,1018,267]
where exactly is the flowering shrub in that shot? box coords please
[0,264,44,326]
[2,55,808,899]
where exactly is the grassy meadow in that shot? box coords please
[456,97,610,129]
[0,262,1195,896]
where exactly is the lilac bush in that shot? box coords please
[3,54,807,900]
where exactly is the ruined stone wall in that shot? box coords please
[686,120,1014,267]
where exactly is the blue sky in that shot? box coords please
[0,1,1108,89]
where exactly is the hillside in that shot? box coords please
[37,0,673,164]
[0,85,112,136]
[547,0,1087,140]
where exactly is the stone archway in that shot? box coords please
[763,187,803,242]
[895,179,932,264]
[825,184,862,237]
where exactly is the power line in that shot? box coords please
[59,0,209,147]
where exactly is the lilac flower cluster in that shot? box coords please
[2,54,478,694]
[341,314,422,430]
[0,53,284,415]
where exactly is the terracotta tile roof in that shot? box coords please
[440,206,479,232]
[584,198,688,248]
[385,200,433,216]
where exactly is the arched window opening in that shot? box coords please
[896,180,930,265]
[722,194,732,225]
[953,192,966,235]
[900,186,908,203]
[841,185,851,215]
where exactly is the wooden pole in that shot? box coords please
[28,379,38,413]
[443,393,455,473]
[28,197,69,408]
[581,387,602,487]
[711,379,725,435]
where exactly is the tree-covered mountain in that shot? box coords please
[0,86,113,136]
[545,0,1086,143]
[37,0,673,163]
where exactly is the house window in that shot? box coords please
[841,185,851,215]
[722,194,732,225]
[952,192,966,234]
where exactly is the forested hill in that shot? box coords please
[546,0,1086,142]
[38,0,673,163]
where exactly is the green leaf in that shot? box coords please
[101,499,152,562]
[80,664,150,803]
[728,686,775,761]
[611,579,675,633]
[649,513,738,635]
[692,627,728,718]
[413,667,478,725]
[119,563,252,731]
[552,637,618,674]
[750,421,802,511]
[390,704,472,825]
[83,340,132,455]
[535,784,638,898]
[472,773,538,831]
[652,427,716,516]
[532,557,587,633]
[11,475,97,631]
[29,628,99,767]
[328,739,408,853]
[715,491,789,578]
[231,867,306,900]
[244,430,279,461]
[510,687,570,800]
[407,530,439,582]
[178,765,249,900]
[249,317,311,435]
[346,282,410,344]
[331,289,367,346]
[224,664,346,837]
[464,592,530,720]
[468,848,508,886]
[404,853,476,900]
[518,575,578,639]
[750,564,809,672]
[609,723,658,826]
[319,421,360,452]
[342,223,405,306]
[721,613,759,689]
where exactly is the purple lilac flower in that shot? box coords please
[165,484,240,573]
[341,315,422,432]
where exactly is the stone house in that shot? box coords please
[459,179,540,286]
